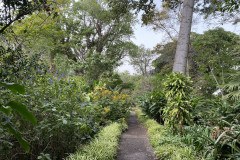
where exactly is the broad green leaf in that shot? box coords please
[0,82,25,94]
[0,105,11,115]
[4,123,30,152]
[6,101,37,126]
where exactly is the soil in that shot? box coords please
[116,111,158,160]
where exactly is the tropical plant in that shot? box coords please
[0,82,37,152]
[1,74,99,159]
[222,70,240,102]
[163,73,193,134]
[201,124,240,159]
[88,83,130,123]
[137,89,166,124]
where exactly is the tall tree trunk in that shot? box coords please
[173,0,194,74]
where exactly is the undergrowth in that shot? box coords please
[135,108,200,160]
[66,122,127,160]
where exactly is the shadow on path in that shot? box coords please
[116,111,157,160]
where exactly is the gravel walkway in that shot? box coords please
[116,112,157,160]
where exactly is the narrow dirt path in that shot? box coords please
[116,111,157,160]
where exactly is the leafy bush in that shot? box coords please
[163,73,193,134]
[1,74,96,159]
[137,89,166,123]
[192,96,240,127]
[66,122,127,160]
[0,74,130,159]
[88,83,130,123]
[135,108,198,160]
[222,70,240,101]
[185,98,240,159]
[0,82,37,152]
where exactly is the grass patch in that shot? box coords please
[66,122,127,160]
[135,108,200,160]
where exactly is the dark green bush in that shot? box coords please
[137,89,166,124]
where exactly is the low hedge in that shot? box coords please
[135,108,199,160]
[66,122,127,160]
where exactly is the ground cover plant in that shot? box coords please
[135,108,199,160]
[66,122,127,160]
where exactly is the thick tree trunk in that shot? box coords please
[173,0,194,74]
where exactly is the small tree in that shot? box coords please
[163,73,193,134]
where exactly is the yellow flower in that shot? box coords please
[113,91,119,95]
[93,95,100,100]
[112,96,117,101]
[101,89,112,96]
[94,86,99,90]
[122,118,126,123]
[104,107,110,113]
[121,94,130,99]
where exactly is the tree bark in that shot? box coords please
[173,0,194,74]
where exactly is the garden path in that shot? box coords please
[116,111,157,160]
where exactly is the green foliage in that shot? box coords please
[190,97,240,159]
[153,28,240,97]
[0,82,37,152]
[192,97,240,127]
[191,28,239,97]
[0,46,48,81]
[163,73,193,134]
[0,0,48,33]
[135,109,198,160]
[132,75,153,102]
[181,124,240,159]
[66,122,127,160]
[191,97,222,126]
[0,75,96,159]
[100,72,134,92]
[1,72,130,159]
[129,44,155,75]
[70,0,136,80]
[137,89,166,123]
[152,41,177,74]
[88,83,130,122]
[222,70,240,101]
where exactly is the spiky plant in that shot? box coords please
[222,70,240,101]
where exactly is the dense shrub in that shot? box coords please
[137,89,166,123]
[163,73,193,134]
[190,98,240,159]
[89,83,130,123]
[0,74,130,160]
[135,108,198,160]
